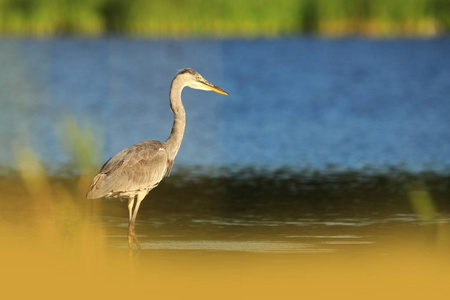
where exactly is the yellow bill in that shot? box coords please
[200,79,229,95]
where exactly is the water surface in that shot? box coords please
[0,38,449,172]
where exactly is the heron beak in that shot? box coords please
[200,79,229,95]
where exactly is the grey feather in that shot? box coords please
[86,140,169,199]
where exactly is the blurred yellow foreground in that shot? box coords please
[1,230,450,300]
[1,172,449,300]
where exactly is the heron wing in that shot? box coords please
[87,140,170,199]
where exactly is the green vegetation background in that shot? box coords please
[0,0,449,37]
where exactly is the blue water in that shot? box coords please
[1,38,449,173]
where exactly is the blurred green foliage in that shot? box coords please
[408,183,437,223]
[59,115,103,175]
[0,0,449,37]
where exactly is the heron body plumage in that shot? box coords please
[86,140,170,199]
[86,68,228,232]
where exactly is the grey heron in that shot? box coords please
[86,68,228,237]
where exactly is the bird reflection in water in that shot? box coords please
[86,68,228,249]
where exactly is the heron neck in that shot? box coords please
[165,76,186,161]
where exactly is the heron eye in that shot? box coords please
[196,75,202,81]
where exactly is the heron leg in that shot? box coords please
[127,197,135,223]
[128,192,147,250]
[129,191,146,227]
[128,224,141,250]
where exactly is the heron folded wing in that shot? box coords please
[86,140,169,198]
[86,172,108,199]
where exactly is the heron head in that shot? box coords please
[178,68,228,95]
